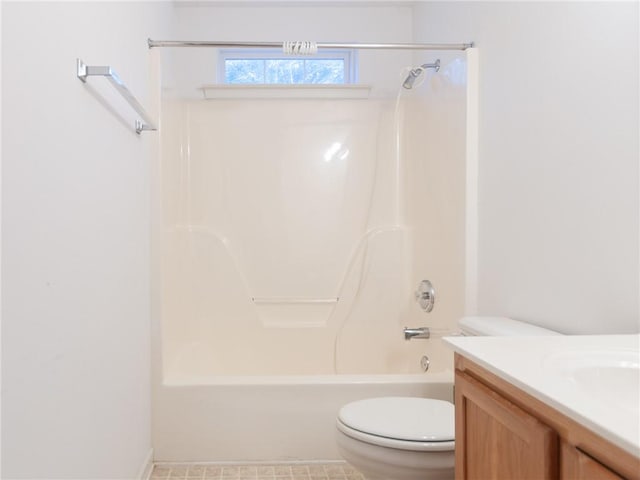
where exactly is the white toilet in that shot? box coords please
[335,316,560,480]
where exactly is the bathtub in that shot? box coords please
[152,368,453,462]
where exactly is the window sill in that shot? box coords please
[200,84,371,99]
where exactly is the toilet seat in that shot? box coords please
[337,397,455,452]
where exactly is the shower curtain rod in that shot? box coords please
[147,39,474,51]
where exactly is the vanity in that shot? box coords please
[444,334,640,480]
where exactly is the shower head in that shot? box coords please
[402,59,441,89]
[402,69,423,90]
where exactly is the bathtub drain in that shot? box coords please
[420,355,430,372]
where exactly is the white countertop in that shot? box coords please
[444,334,640,458]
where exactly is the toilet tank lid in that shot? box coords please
[459,316,562,336]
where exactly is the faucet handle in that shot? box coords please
[414,280,435,312]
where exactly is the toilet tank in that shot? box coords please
[459,316,561,336]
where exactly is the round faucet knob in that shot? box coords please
[414,279,435,312]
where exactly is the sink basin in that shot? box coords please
[543,350,640,413]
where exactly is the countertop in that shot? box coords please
[443,334,640,458]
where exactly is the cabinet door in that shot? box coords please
[455,370,559,480]
[561,441,624,480]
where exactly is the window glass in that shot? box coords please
[220,49,355,85]
[305,59,344,84]
[265,59,305,84]
[225,59,265,84]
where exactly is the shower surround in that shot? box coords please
[152,56,469,461]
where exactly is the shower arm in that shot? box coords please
[413,59,441,75]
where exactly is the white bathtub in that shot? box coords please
[152,370,453,462]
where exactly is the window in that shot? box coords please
[219,49,356,85]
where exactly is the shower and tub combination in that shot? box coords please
[150,38,477,463]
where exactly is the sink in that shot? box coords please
[543,350,640,413]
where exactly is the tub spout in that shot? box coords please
[404,327,430,340]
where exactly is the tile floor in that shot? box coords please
[151,463,365,480]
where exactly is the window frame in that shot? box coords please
[218,48,358,85]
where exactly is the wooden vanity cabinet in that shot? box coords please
[454,354,640,480]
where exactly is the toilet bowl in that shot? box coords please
[336,397,455,480]
[335,316,560,480]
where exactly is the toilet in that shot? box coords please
[335,316,561,480]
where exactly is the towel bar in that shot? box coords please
[77,58,156,134]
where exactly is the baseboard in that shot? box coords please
[137,448,154,480]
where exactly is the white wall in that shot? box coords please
[1,2,171,478]
[0,1,4,475]
[413,1,639,334]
